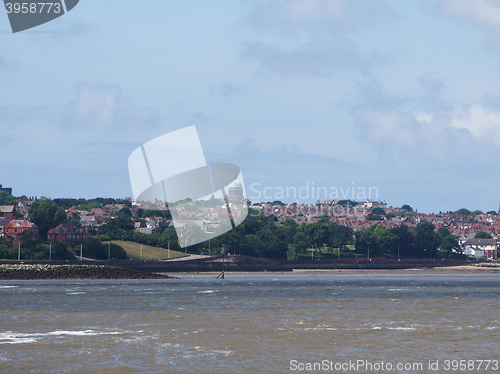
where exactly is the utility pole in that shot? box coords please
[49,241,52,262]
[140,243,143,261]
[108,242,111,261]
[18,242,20,261]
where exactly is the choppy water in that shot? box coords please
[1,273,499,373]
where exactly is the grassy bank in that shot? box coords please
[104,240,186,261]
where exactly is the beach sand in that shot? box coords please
[171,265,500,277]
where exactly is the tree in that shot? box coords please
[371,207,386,215]
[0,190,16,205]
[29,199,67,239]
[329,223,353,253]
[82,237,106,259]
[337,200,358,207]
[354,229,374,256]
[80,237,125,260]
[51,241,76,260]
[240,234,265,257]
[415,222,440,257]
[401,204,413,212]
[99,215,134,239]
[474,231,492,239]
[455,208,472,216]
[390,225,416,257]
[302,221,329,250]
[142,209,172,219]
[371,224,397,257]
[19,229,39,260]
[0,238,15,259]
[292,232,310,258]
[439,235,459,253]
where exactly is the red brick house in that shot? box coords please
[47,223,88,244]
[3,219,38,242]
[0,205,16,219]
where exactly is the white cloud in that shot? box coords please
[246,0,384,34]
[243,37,389,76]
[242,0,393,75]
[449,104,500,145]
[442,0,500,38]
[62,82,161,129]
[349,74,500,171]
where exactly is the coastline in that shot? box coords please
[169,264,500,277]
[1,263,498,280]
[0,264,177,280]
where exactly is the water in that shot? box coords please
[1,273,499,373]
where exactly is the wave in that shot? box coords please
[0,330,122,345]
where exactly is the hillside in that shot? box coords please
[105,240,186,261]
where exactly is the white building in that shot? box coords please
[462,239,497,260]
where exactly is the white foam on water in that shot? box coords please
[198,290,218,294]
[161,342,234,359]
[0,285,17,289]
[387,327,417,331]
[0,330,123,344]
[0,333,37,345]
[313,325,337,331]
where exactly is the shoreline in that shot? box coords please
[0,263,498,280]
[169,265,500,277]
[0,264,176,280]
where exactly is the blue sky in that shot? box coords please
[1,0,500,213]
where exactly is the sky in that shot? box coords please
[1,0,500,213]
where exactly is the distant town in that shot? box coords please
[0,182,499,262]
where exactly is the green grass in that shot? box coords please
[104,240,186,260]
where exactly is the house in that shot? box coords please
[0,219,11,237]
[90,208,105,216]
[0,205,16,219]
[462,239,497,260]
[47,223,88,244]
[3,219,38,242]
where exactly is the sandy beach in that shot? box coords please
[170,264,500,277]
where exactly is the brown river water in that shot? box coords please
[1,272,499,373]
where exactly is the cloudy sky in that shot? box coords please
[1,0,500,213]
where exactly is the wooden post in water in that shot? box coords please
[217,246,225,279]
